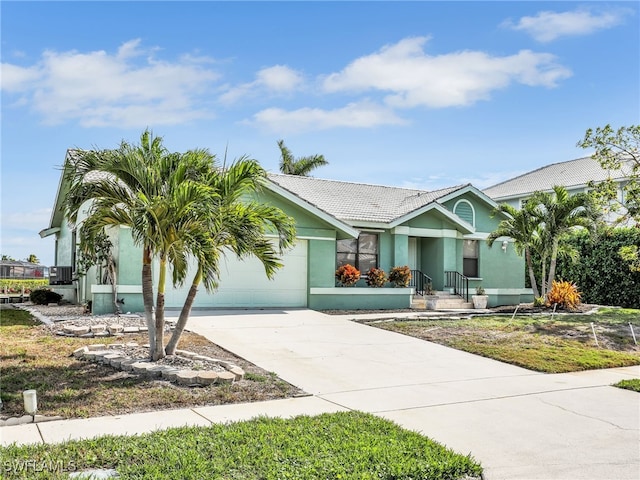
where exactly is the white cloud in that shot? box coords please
[1,63,42,91]
[220,65,303,104]
[1,208,53,230]
[401,170,526,191]
[322,37,571,109]
[249,100,406,133]
[503,8,630,42]
[1,39,220,127]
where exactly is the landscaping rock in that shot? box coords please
[227,366,245,380]
[88,344,107,351]
[216,371,236,384]
[123,326,139,334]
[176,370,199,386]
[108,324,124,334]
[91,324,106,333]
[196,371,219,385]
[161,368,180,381]
[72,346,88,358]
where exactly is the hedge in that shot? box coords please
[551,227,640,308]
[0,279,49,293]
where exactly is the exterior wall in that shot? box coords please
[55,221,74,267]
[308,287,412,310]
[308,238,336,288]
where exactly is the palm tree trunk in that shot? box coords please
[165,270,201,356]
[525,248,540,298]
[142,246,155,360]
[541,253,548,299]
[108,257,120,315]
[153,256,167,361]
[547,239,560,296]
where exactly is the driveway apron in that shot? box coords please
[182,309,640,480]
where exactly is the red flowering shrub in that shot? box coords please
[389,265,411,287]
[365,267,387,288]
[335,264,361,287]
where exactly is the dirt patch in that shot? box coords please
[1,305,306,419]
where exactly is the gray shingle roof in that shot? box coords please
[267,174,466,223]
[483,156,630,200]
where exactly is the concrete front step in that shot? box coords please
[411,292,474,310]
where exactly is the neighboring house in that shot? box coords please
[483,156,631,223]
[41,151,532,314]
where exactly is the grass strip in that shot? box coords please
[0,411,482,479]
[613,379,640,392]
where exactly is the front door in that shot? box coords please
[408,237,418,271]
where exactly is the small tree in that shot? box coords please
[26,254,40,264]
[578,125,640,224]
[77,223,119,314]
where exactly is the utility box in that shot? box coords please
[49,266,73,285]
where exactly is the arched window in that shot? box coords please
[453,199,475,227]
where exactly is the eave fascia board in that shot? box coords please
[437,184,501,211]
[388,202,475,234]
[39,227,61,238]
[264,180,360,239]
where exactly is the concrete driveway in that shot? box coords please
[183,309,640,480]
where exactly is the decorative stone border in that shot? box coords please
[73,343,245,387]
[58,323,149,338]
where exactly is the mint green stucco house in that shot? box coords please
[41,153,532,314]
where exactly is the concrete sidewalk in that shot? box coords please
[2,309,639,480]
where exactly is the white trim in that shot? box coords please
[437,184,500,210]
[484,288,533,295]
[453,199,475,227]
[388,203,474,233]
[91,284,142,294]
[394,227,460,238]
[263,233,335,241]
[310,287,412,295]
[296,235,335,241]
[39,227,61,238]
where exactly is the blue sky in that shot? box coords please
[1,1,638,266]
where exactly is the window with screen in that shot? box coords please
[337,233,378,272]
[463,239,478,277]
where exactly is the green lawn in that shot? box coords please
[373,308,640,373]
[613,379,640,392]
[0,412,482,480]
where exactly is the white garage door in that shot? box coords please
[164,240,308,308]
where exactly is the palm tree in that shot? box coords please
[64,132,296,360]
[277,139,328,176]
[529,186,601,298]
[26,254,40,264]
[487,202,543,298]
[164,156,296,355]
[63,130,209,359]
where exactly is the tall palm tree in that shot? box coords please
[63,130,211,359]
[487,202,543,298]
[164,156,296,355]
[529,186,601,298]
[277,139,328,176]
[64,132,296,360]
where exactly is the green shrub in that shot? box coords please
[0,279,49,293]
[532,227,640,308]
[29,288,62,305]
